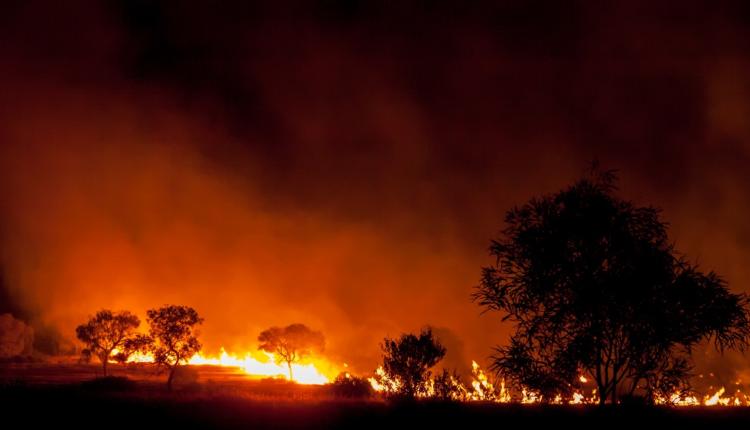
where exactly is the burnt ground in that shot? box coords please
[2,363,750,429]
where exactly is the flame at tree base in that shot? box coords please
[116,348,336,385]
[188,349,333,385]
[115,351,750,405]
[655,386,750,407]
[368,360,750,407]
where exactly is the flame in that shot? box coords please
[521,388,541,404]
[570,392,585,404]
[111,350,750,404]
[120,349,154,363]
[655,387,750,407]
[367,360,603,404]
[704,387,727,406]
[368,366,401,393]
[188,349,333,384]
[112,347,335,384]
[657,393,700,406]
[470,360,511,402]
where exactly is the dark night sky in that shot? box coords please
[1,1,750,378]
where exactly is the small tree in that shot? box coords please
[330,372,373,398]
[75,310,141,376]
[146,305,203,390]
[258,323,324,380]
[380,328,446,399]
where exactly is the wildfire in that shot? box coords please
[368,366,401,393]
[110,350,750,405]
[570,392,585,404]
[188,349,332,384]
[658,387,750,407]
[113,347,335,384]
[470,360,510,402]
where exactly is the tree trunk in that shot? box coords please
[611,362,620,404]
[101,350,111,377]
[167,366,176,391]
[287,361,294,381]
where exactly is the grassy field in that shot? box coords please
[2,363,750,429]
[0,362,321,392]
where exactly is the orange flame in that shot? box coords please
[113,347,336,384]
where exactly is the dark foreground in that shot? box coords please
[3,383,750,430]
[2,364,750,429]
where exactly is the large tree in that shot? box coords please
[75,310,141,376]
[474,168,750,404]
[378,328,446,399]
[258,323,324,381]
[146,305,203,390]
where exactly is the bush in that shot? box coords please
[433,369,467,401]
[329,373,373,399]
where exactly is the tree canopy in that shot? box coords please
[146,305,203,390]
[258,323,325,380]
[75,310,141,376]
[474,169,750,404]
[379,327,446,399]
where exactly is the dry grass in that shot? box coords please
[2,363,750,429]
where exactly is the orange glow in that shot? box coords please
[649,387,750,407]
[368,366,400,393]
[113,347,336,385]
[110,350,750,404]
[362,360,744,406]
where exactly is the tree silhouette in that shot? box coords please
[330,372,373,398]
[379,328,446,399]
[257,323,324,381]
[114,334,153,364]
[474,168,750,404]
[146,305,203,390]
[75,310,141,376]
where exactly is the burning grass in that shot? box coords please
[2,376,750,430]
[4,359,749,408]
[116,347,337,385]
[4,362,750,429]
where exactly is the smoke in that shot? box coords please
[0,80,514,372]
[0,1,749,377]
[0,314,34,358]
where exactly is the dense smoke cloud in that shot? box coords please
[1,1,749,376]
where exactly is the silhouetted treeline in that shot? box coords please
[76,305,203,389]
[70,167,750,405]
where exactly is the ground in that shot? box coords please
[2,363,749,429]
